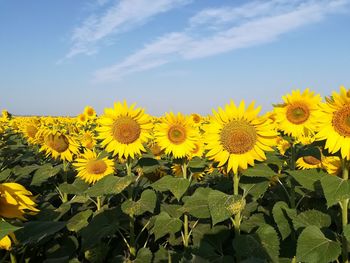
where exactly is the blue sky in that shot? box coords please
[1,0,350,116]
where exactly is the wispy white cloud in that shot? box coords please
[93,0,349,82]
[63,0,192,60]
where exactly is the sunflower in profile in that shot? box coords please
[274,89,321,139]
[296,156,322,170]
[205,100,277,174]
[97,101,153,159]
[73,149,115,184]
[84,106,96,119]
[316,86,350,159]
[40,129,79,162]
[154,112,200,158]
[189,140,205,159]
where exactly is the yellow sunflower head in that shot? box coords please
[316,86,350,159]
[276,136,291,156]
[77,113,88,124]
[205,100,277,174]
[80,131,96,150]
[39,129,79,162]
[154,112,200,159]
[322,156,341,176]
[20,120,40,144]
[97,101,153,159]
[0,183,39,220]
[296,156,322,170]
[190,113,202,125]
[84,106,96,118]
[73,149,115,184]
[189,140,205,159]
[2,109,11,120]
[274,89,321,139]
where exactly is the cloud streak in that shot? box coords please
[93,0,349,82]
[63,0,192,60]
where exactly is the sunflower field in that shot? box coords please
[2,87,350,263]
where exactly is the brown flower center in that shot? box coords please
[112,116,141,144]
[87,160,107,174]
[220,121,257,154]
[45,134,69,153]
[168,125,187,144]
[26,125,38,138]
[286,103,310,124]
[332,104,350,137]
[302,156,321,165]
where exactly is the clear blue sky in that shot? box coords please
[1,0,350,116]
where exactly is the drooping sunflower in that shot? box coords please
[154,112,200,158]
[97,101,153,159]
[205,100,277,174]
[316,86,350,159]
[274,89,321,139]
[39,129,79,162]
[73,149,115,184]
[0,182,39,220]
[296,156,322,170]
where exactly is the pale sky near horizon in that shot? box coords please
[1,0,350,116]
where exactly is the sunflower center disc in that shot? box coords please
[45,134,69,153]
[302,156,321,165]
[168,125,187,144]
[112,116,141,144]
[87,160,107,174]
[26,125,38,138]
[286,103,310,124]
[333,104,350,137]
[220,121,257,154]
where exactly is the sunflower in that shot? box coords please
[322,156,341,176]
[80,131,96,150]
[274,89,321,139]
[77,113,88,124]
[296,156,322,170]
[39,129,79,162]
[0,182,39,220]
[276,136,290,156]
[189,140,205,159]
[0,235,12,250]
[154,112,200,158]
[205,100,277,174]
[97,101,153,159]
[84,106,96,119]
[20,120,40,144]
[316,86,350,159]
[73,150,115,184]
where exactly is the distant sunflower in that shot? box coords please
[205,100,277,174]
[84,106,96,119]
[40,130,79,162]
[21,120,40,144]
[154,112,200,158]
[316,86,350,159]
[80,131,96,150]
[296,156,322,170]
[189,140,205,159]
[274,89,321,139]
[77,113,88,124]
[97,101,153,159]
[73,150,115,184]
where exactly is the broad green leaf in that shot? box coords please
[272,201,296,240]
[59,178,89,195]
[67,210,93,232]
[243,164,276,178]
[121,189,156,216]
[0,169,11,181]
[320,174,350,207]
[289,169,326,192]
[188,157,207,169]
[233,224,280,262]
[182,187,211,218]
[208,190,243,225]
[152,175,190,200]
[293,210,331,230]
[31,164,61,186]
[240,176,270,199]
[135,247,152,263]
[0,221,22,240]
[296,226,341,263]
[151,212,182,240]
[137,157,160,174]
[85,175,134,197]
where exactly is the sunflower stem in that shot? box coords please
[96,196,102,211]
[182,162,190,247]
[126,160,136,258]
[233,172,241,236]
[10,253,17,263]
[62,161,69,203]
[341,159,349,263]
[289,143,296,209]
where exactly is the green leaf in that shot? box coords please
[296,226,341,263]
[243,164,276,178]
[344,224,350,242]
[121,189,157,216]
[182,187,211,219]
[272,201,296,240]
[289,169,326,192]
[188,157,207,169]
[240,176,270,199]
[321,174,350,207]
[293,210,331,230]
[67,210,93,232]
[137,157,160,174]
[59,178,90,195]
[0,169,11,181]
[0,221,22,240]
[152,175,190,200]
[151,212,182,240]
[135,248,152,263]
[15,221,66,245]
[85,175,134,197]
[208,190,243,225]
[233,224,280,262]
[31,164,61,186]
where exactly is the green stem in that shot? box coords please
[96,196,102,211]
[233,172,241,236]
[61,161,69,203]
[342,159,349,263]
[10,253,17,263]
[126,160,136,258]
[182,162,189,247]
[289,143,296,209]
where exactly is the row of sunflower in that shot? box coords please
[0,86,349,262]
